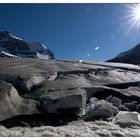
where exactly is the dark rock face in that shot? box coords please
[0,58,140,126]
[107,44,140,64]
[0,30,54,59]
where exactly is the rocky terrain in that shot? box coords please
[107,43,140,65]
[0,120,140,137]
[0,30,54,59]
[0,57,140,136]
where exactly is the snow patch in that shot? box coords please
[0,51,18,58]
[11,35,22,41]
[36,53,50,60]
[41,44,47,49]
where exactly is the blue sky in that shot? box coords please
[0,3,140,61]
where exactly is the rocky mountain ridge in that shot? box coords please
[0,30,54,59]
[107,43,140,65]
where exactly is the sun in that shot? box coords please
[132,4,140,24]
[135,7,140,16]
[120,4,140,37]
[128,4,140,28]
[135,7,140,20]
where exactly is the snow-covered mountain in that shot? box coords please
[107,44,140,65]
[0,30,54,59]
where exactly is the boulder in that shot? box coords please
[0,80,40,121]
[123,102,136,111]
[106,95,112,102]
[113,111,140,127]
[85,100,119,120]
[110,96,122,108]
[29,87,87,116]
[119,105,129,111]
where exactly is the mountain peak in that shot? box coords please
[107,43,140,65]
[0,31,54,60]
[0,30,12,40]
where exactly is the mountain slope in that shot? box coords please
[0,30,54,59]
[107,44,140,65]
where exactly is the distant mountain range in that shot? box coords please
[1,30,140,65]
[107,44,140,65]
[0,30,54,59]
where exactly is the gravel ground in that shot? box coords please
[0,120,140,137]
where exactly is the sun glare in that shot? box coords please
[128,4,140,28]
[132,4,140,23]
[136,9,140,20]
[121,4,140,38]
